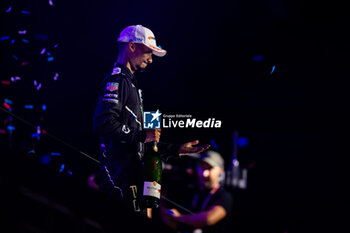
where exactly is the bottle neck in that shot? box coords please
[153,141,158,152]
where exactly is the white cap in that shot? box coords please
[201,151,225,169]
[117,25,167,57]
[187,151,225,169]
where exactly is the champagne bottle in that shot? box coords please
[142,141,162,208]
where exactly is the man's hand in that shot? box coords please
[167,208,181,217]
[144,129,161,143]
[178,140,210,156]
[161,208,181,230]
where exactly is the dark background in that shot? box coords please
[1,0,348,232]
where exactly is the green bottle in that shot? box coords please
[142,141,162,208]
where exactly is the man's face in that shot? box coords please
[196,161,222,189]
[129,43,153,72]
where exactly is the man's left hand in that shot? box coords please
[178,140,210,156]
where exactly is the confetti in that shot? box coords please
[24,105,34,109]
[3,102,10,109]
[1,2,65,170]
[40,48,46,55]
[0,36,10,41]
[7,125,15,131]
[1,80,11,85]
[53,72,59,80]
[32,132,40,140]
[51,152,61,156]
[59,164,65,173]
[21,10,31,14]
[270,65,276,74]
[5,6,12,13]
[4,98,13,104]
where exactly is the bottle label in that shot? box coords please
[143,181,161,199]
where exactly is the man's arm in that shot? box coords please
[173,205,227,228]
[157,140,210,161]
[93,75,145,143]
[178,140,210,156]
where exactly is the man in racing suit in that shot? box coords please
[93,25,210,214]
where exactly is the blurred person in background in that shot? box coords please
[161,151,233,233]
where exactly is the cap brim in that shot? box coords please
[144,43,167,57]
[203,158,217,168]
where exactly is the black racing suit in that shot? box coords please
[93,63,179,212]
